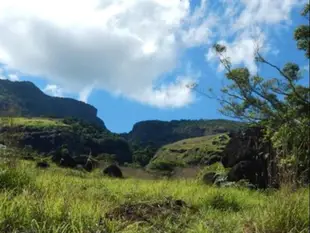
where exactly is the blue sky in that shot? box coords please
[0,0,308,133]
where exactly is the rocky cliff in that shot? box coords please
[0,80,105,127]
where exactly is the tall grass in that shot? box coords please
[0,160,308,233]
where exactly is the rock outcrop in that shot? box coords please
[220,127,277,189]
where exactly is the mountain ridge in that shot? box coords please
[0,79,106,128]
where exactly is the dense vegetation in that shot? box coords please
[0,117,132,164]
[0,80,105,127]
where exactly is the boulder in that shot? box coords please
[221,127,268,168]
[103,164,123,178]
[220,126,275,188]
[227,160,266,188]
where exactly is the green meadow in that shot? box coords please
[0,158,308,233]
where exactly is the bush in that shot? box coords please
[197,163,227,181]
[0,166,33,192]
[208,193,241,212]
[147,160,178,172]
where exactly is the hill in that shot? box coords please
[124,119,245,166]
[123,119,245,147]
[0,79,105,127]
[147,134,229,170]
[0,117,132,164]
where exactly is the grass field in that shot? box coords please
[0,117,67,128]
[0,158,308,233]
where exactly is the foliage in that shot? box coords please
[294,3,310,58]
[208,3,310,185]
[131,144,158,166]
[0,117,67,128]
[0,117,133,164]
[0,160,34,192]
[196,163,227,180]
[208,193,241,212]
[146,160,179,172]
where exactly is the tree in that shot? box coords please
[199,3,310,185]
[294,3,310,58]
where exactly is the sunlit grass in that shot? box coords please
[0,160,308,233]
[0,117,67,128]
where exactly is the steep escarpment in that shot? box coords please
[0,80,105,127]
[123,119,245,147]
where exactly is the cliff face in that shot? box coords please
[123,119,245,147]
[0,80,105,127]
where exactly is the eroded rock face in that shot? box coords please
[221,127,269,167]
[227,160,266,188]
[220,127,276,189]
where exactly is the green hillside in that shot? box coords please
[0,117,132,164]
[147,134,229,171]
[124,119,245,147]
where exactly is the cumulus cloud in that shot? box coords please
[207,0,302,72]
[43,84,64,97]
[0,66,20,81]
[0,0,207,107]
[0,0,302,106]
[7,74,19,81]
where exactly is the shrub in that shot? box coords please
[0,164,33,192]
[208,193,241,212]
[197,163,227,181]
[147,160,178,172]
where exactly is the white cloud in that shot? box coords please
[0,0,205,108]
[0,0,302,108]
[79,86,94,103]
[206,0,301,72]
[7,74,19,81]
[0,66,20,81]
[207,30,268,73]
[131,77,196,108]
[43,84,64,97]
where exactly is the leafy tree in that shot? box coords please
[202,4,310,185]
[294,3,310,58]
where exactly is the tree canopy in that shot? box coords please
[205,3,309,185]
